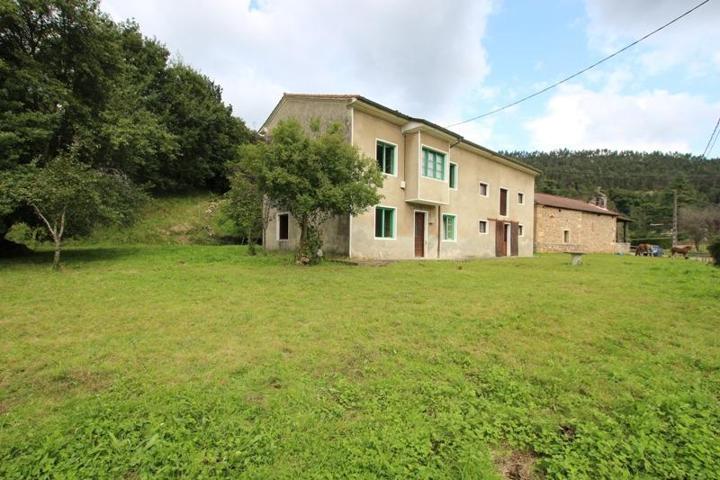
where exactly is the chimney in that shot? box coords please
[590,188,607,210]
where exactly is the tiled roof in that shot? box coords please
[535,192,621,217]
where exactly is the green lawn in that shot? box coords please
[1,248,719,479]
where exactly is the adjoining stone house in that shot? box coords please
[534,192,631,254]
[260,93,540,260]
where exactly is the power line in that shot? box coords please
[448,0,712,127]
[703,116,720,158]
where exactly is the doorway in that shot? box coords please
[414,211,426,258]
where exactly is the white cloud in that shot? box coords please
[101,0,496,131]
[584,0,720,76]
[525,83,719,152]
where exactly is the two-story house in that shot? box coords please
[260,94,539,260]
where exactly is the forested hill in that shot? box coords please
[505,150,720,236]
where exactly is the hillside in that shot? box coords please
[508,150,720,236]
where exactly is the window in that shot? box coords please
[499,188,508,216]
[422,147,445,180]
[518,192,524,205]
[376,140,396,175]
[278,213,289,241]
[449,162,458,189]
[375,206,395,239]
[479,182,489,197]
[518,224,524,237]
[442,214,457,241]
[479,220,488,234]
[563,229,570,243]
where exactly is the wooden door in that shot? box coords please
[495,220,506,257]
[414,211,425,257]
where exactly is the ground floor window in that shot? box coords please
[479,219,488,234]
[518,224,524,236]
[563,229,570,243]
[375,206,395,239]
[278,213,289,240]
[442,214,457,241]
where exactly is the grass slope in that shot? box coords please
[1,248,719,479]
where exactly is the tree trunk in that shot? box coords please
[52,238,62,270]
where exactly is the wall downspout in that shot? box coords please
[437,205,442,259]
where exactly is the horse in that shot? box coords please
[635,243,652,256]
[670,245,692,259]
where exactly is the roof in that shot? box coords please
[535,192,624,217]
[262,93,541,176]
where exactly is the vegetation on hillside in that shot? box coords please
[0,0,251,258]
[509,150,720,239]
[1,249,719,478]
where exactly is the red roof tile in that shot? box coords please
[535,192,621,217]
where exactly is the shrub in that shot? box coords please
[708,238,720,266]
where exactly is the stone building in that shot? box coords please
[534,192,631,254]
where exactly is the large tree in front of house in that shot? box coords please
[255,119,382,264]
[2,154,146,269]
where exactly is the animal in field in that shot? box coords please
[635,243,652,256]
[670,245,692,258]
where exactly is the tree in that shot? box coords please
[253,119,382,264]
[4,154,146,269]
[680,206,720,251]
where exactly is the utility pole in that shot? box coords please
[672,189,678,247]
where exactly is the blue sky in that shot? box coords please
[102,0,719,156]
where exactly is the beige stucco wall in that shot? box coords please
[264,210,349,256]
[350,110,536,260]
[534,205,619,253]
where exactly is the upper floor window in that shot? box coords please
[563,229,570,243]
[518,224,524,237]
[449,162,458,189]
[376,140,396,175]
[518,192,525,205]
[422,147,445,180]
[499,188,508,216]
[479,219,488,234]
[479,182,489,197]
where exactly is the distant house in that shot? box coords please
[534,192,631,254]
[260,93,540,260]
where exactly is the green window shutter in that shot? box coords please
[449,163,457,188]
[375,207,395,238]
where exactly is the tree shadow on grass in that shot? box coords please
[0,246,142,268]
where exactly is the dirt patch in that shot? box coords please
[494,449,540,480]
[48,369,112,394]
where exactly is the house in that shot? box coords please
[534,192,631,254]
[260,94,540,260]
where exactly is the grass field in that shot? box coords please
[1,247,719,479]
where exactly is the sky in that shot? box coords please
[101,0,720,156]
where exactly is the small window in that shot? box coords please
[518,224,524,237]
[479,182,488,197]
[376,140,396,175]
[518,192,524,205]
[375,206,395,239]
[479,220,488,234]
[278,213,289,241]
[422,147,445,180]
[449,162,458,189]
[442,214,457,241]
[500,188,508,216]
[563,229,570,243]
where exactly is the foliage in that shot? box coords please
[253,119,383,264]
[679,206,720,251]
[223,172,263,254]
[708,238,720,266]
[1,250,719,478]
[508,149,720,238]
[0,0,250,247]
[2,154,145,268]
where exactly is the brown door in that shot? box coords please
[414,211,425,257]
[495,220,506,257]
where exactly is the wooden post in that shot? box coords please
[672,189,678,247]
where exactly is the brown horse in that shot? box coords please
[635,243,652,256]
[670,245,692,258]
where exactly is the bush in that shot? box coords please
[708,238,720,266]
